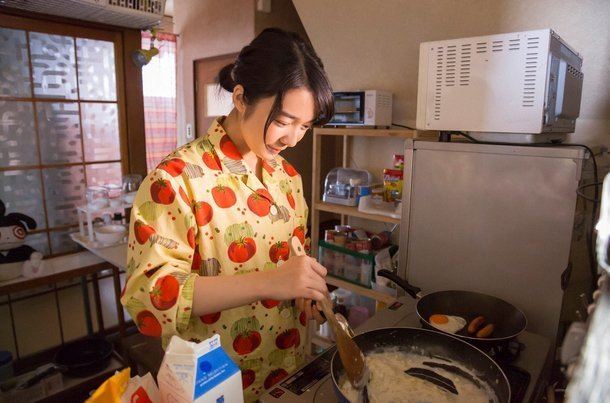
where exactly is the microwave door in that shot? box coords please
[333,92,365,124]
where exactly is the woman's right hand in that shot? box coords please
[261,255,328,301]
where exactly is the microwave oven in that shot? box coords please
[416,29,583,143]
[328,90,393,127]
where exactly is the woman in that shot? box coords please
[121,28,334,400]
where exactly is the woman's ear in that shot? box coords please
[232,84,246,115]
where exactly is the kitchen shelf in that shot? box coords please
[326,275,396,305]
[313,126,425,138]
[309,126,409,353]
[314,201,401,224]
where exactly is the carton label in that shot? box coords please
[194,346,239,400]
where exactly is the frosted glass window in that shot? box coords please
[50,229,79,254]
[25,232,50,256]
[0,28,31,97]
[37,102,82,164]
[1,25,124,257]
[29,32,77,99]
[81,102,120,161]
[76,38,117,101]
[43,165,86,227]
[0,101,38,166]
[0,169,46,230]
[86,162,122,187]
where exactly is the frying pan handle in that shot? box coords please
[16,365,58,390]
[377,270,422,299]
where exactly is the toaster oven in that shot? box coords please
[328,90,393,127]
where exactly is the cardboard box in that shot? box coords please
[158,334,243,403]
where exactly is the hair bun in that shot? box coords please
[218,63,237,92]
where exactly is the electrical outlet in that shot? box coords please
[186,123,194,140]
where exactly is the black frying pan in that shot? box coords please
[17,338,113,389]
[331,327,510,402]
[377,270,527,346]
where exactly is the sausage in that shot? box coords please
[467,316,485,334]
[476,324,495,338]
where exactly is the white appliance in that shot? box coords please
[1,0,165,29]
[416,29,584,142]
[328,90,393,127]
[401,141,585,341]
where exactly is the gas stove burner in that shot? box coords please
[486,339,525,365]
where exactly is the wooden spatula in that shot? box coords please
[288,237,369,390]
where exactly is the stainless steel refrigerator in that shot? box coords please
[399,140,585,340]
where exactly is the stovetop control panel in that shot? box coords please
[279,346,336,395]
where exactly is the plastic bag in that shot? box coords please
[86,368,159,403]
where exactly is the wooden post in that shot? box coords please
[311,130,322,258]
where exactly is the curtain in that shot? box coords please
[142,31,177,171]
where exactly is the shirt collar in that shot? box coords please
[204,117,280,183]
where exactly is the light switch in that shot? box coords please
[186,123,194,140]
[257,0,271,13]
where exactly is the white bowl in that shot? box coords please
[94,225,127,245]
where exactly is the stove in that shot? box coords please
[261,297,552,402]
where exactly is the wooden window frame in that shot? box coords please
[0,10,145,256]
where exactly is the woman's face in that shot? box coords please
[240,87,316,160]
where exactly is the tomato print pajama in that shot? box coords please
[121,117,310,402]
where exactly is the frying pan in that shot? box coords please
[377,269,527,346]
[331,327,510,402]
[17,338,113,389]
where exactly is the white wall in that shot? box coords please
[293,0,610,171]
[174,0,255,145]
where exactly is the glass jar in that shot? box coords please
[105,183,123,208]
[86,186,109,211]
[122,174,143,204]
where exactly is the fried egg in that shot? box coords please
[429,314,466,334]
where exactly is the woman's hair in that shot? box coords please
[218,28,334,135]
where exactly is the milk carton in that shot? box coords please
[158,334,243,403]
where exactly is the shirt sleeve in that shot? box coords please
[121,168,199,338]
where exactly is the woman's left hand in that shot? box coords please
[296,298,325,325]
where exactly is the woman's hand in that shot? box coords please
[261,255,328,301]
[296,298,326,325]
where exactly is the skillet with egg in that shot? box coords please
[377,270,527,347]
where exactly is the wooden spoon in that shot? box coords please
[289,237,369,390]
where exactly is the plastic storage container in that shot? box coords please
[318,240,375,288]
[323,168,373,206]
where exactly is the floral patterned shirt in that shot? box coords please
[121,117,309,401]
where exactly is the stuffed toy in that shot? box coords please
[0,200,46,281]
